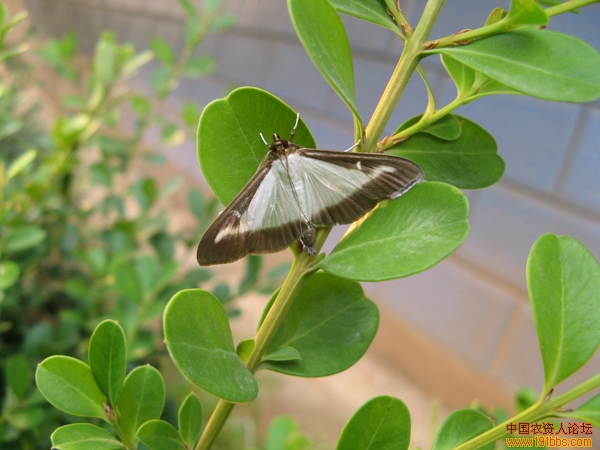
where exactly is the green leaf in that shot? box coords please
[261,273,378,376]
[178,0,197,17]
[197,87,315,205]
[262,346,302,363]
[181,101,201,129]
[430,30,600,103]
[93,32,119,87]
[320,182,469,281]
[432,409,494,450]
[0,260,20,290]
[330,0,399,34]
[504,0,548,26]
[36,356,107,419]
[397,114,462,140]
[4,226,47,253]
[441,54,521,98]
[182,55,215,78]
[5,354,32,399]
[163,289,258,402]
[51,423,124,450]
[337,396,410,450]
[112,261,142,303]
[116,365,165,444]
[149,37,175,67]
[137,420,185,450]
[90,162,113,188]
[265,416,312,450]
[179,393,202,448]
[567,394,600,427]
[288,0,360,121]
[7,148,36,179]
[390,115,504,189]
[88,320,127,406]
[133,176,158,210]
[527,234,600,391]
[236,338,255,364]
[6,405,45,431]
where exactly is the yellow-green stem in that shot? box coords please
[195,251,315,450]
[364,0,446,152]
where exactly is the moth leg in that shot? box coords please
[299,227,317,255]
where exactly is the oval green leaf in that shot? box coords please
[330,0,399,35]
[116,365,165,444]
[163,289,258,402]
[400,114,462,140]
[6,354,31,399]
[432,409,494,450]
[137,420,185,450]
[179,393,202,448]
[197,87,315,205]
[288,0,360,120]
[36,356,107,420]
[261,272,378,377]
[504,0,548,26]
[527,234,600,391]
[320,182,469,281]
[4,225,47,253]
[431,30,600,103]
[89,320,127,406]
[337,396,410,450]
[51,423,124,450]
[390,116,504,189]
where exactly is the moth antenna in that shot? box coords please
[290,112,300,142]
[260,132,269,147]
[343,139,362,152]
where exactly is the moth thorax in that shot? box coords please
[270,133,289,152]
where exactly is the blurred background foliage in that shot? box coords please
[0,1,289,447]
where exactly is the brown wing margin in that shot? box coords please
[197,163,306,265]
[299,149,424,226]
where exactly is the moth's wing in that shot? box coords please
[197,162,307,265]
[289,149,423,226]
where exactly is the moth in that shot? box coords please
[197,119,424,265]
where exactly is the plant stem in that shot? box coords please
[546,0,600,17]
[195,252,314,450]
[455,372,600,450]
[364,0,446,152]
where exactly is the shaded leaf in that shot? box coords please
[390,115,504,189]
[51,424,124,450]
[137,420,185,450]
[330,0,399,34]
[163,289,258,402]
[116,366,165,444]
[262,273,378,376]
[527,234,600,391]
[179,393,202,447]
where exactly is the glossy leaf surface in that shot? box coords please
[431,30,600,102]
[289,0,359,119]
[321,182,469,281]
